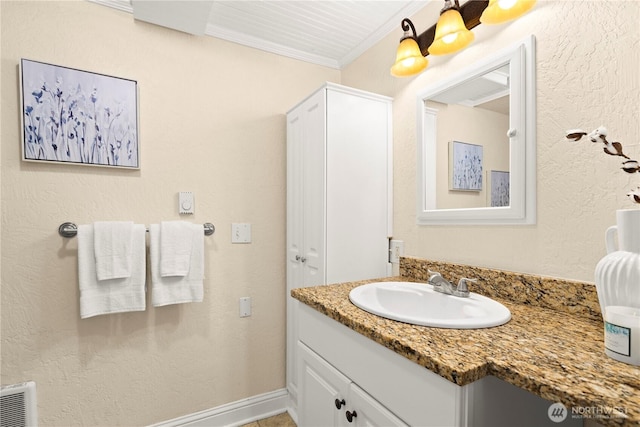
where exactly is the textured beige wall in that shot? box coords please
[2,1,639,425]
[343,0,640,282]
[0,1,338,425]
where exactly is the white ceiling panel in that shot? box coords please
[132,0,214,35]
[89,0,430,69]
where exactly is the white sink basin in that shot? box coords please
[349,281,511,329]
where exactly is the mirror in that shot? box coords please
[416,35,536,225]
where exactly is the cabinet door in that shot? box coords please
[286,88,327,291]
[301,90,326,288]
[341,384,409,427]
[298,342,350,427]
[286,105,304,289]
[286,101,305,405]
[286,89,327,410]
[325,89,391,284]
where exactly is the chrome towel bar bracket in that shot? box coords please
[58,222,215,238]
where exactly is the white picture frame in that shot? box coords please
[20,59,139,169]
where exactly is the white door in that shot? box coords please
[287,107,304,291]
[325,88,391,284]
[298,342,350,427]
[286,101,304,403]
[301,89,326,287]
[341,384,408,427]
[286,88,327,409]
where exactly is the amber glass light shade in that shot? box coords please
[390,38,428,77]
[480,0,537,24]
[428,9,474,56]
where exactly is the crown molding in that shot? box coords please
[204,24,341,69]
[86,0,132,14]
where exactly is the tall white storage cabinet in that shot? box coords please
[286,83,393,418]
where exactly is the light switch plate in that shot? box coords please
[239,297,251,317]
[179,192,194,214]
[231,223,251,243]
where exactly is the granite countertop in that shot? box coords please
[292,269,639,427]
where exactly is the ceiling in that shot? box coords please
[430,64,510,114]
[90,0,430,69]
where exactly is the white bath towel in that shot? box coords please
[160,221,194,277]
[93,221,134,281]
[78,224,146,319]
[150,224,204,307]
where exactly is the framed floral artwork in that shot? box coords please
[20,59,139,169]
[449,141,483,191]
[489,170,510,207]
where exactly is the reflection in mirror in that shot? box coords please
[429,63,510,209]
[417,35,536,225]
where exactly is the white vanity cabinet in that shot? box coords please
[296,303,584,427]
[286,83,393,417]
[297,303,465,427]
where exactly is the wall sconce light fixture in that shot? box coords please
[480,0,537,24]
[390,19,429,77]
[390,0,536,77]
[429,0,474,56]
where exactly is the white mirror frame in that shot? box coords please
[416,35,536,225]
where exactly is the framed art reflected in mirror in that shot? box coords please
[449,141,483,192]
[489,170,510,207]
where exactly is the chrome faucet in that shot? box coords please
[427,270,477,298]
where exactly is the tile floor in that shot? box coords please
[240,411,296,427]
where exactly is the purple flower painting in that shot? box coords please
[20,59,138,168]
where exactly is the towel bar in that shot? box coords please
[58,222,215,238]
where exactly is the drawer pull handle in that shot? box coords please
[346,410,357,422]
[334,398,345,409]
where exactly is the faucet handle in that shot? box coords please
[427,269,442,281]
[456,278,477,293]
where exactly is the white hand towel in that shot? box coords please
[78,224,146,319]
[160,221,194,277]
[93,221,134,281]
[150,223,204,307]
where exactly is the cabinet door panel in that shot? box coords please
[286,111,304,279]
[345,384,408,427]
[286,104,305,402]
[298,342,350,427]
[325,89,391,284]
[302,92,326,287]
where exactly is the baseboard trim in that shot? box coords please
[150,389,289,427]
